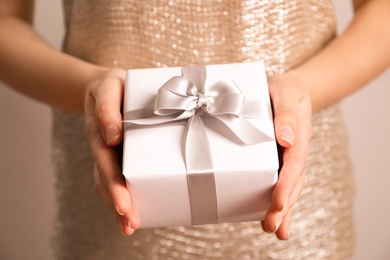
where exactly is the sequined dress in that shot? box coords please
[52,0,355,259]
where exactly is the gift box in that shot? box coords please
[123,62,279,228]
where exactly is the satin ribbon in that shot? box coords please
[124,66,273,225]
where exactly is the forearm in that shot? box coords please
[288,0,390,112]
[0,16,105,114]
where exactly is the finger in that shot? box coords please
[275,171,305,239]
[263,161,307,234]
[94,165,115,211]
[261,221,266,233]
[275,206,293,240]
[88,69,126,147]
[271,100,312,212]
[95,148,141,230]
[119,208,141,236]
[95,139,139,227]
[96,167,138,236]
[272,147,306,211]
[263,209,283,234]
[269,78,300,148]
[87,118,140,229]
[115,214,136,236]
[273,176,304,240]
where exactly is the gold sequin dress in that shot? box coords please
[52,0,355,259]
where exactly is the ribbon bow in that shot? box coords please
[125,66,273,225]
[155,65,245,118]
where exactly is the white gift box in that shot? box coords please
[123,62,279,228]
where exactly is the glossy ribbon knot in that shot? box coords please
[124,66,273,225]
[154,66,246,119]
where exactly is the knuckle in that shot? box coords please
[95,102,110,119]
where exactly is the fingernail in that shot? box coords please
[118,222,126,236]
[280,125,294,145]
[274,218,283,232]
[116,205,124,216]
[105,125,120,145]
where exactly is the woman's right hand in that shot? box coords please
[84,68,140,236]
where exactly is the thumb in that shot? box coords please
[269,80,299,148]
[88,69,126,147]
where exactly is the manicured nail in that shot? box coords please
[116,205,124,216]
[105,125,120,145]
[280,125,294,145]
[275,218,283,232]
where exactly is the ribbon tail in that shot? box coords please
[124,108,194,126]
[214,115,275,145]
[184,114,218,225]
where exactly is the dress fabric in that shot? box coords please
[52,0,355,259]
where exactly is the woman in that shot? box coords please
[0,0,389,259]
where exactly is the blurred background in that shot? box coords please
[0,1,389,259]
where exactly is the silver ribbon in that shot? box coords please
[125,66,273,225]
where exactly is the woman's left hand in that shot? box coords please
[261,73,313,240]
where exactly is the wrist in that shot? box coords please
[63,59,108,114]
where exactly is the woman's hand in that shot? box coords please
[84,68,140,236]
[261,73,313,240]
[260,0,390,239]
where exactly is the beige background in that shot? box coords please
[0,1,389,259]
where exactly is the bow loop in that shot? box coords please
[182,66,207,92]
[154,76,198,116]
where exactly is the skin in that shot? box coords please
[1,0,390,241]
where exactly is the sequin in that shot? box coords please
[53,0,355,259]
